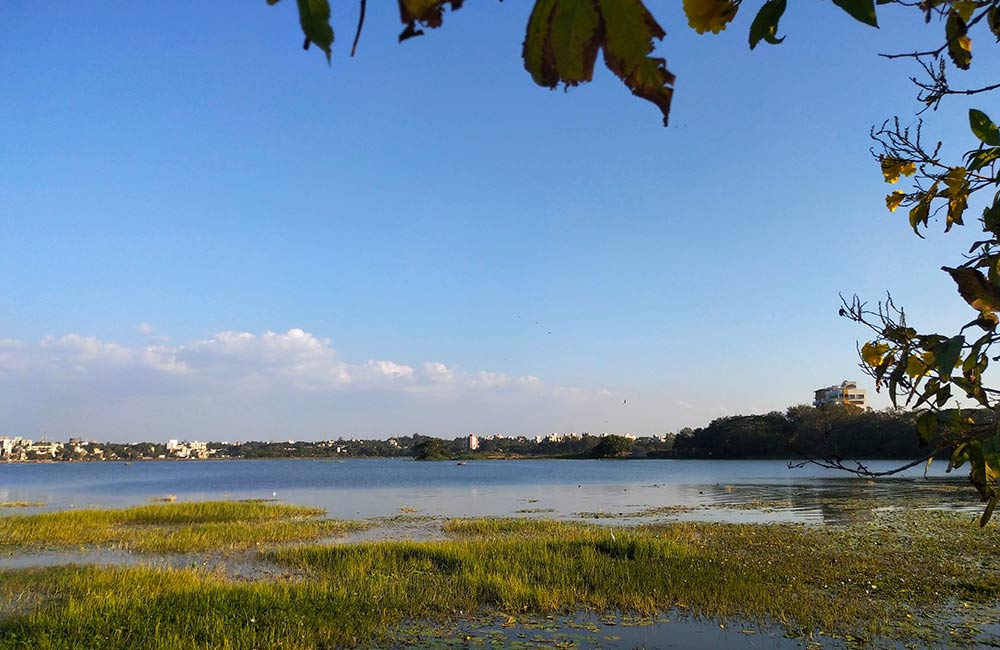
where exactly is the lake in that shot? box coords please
[0,458,980,525]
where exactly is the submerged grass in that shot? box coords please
[0,509,998,648]
[0,500,368,553]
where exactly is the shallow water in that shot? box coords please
[0,458,979,525]
[395,610,1000,650]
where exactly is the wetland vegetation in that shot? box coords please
[1,500,999,648]
[0,500,367,554]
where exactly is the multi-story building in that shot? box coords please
[813,380,868,409]
[0,436,23,458]
[466,434,479,451]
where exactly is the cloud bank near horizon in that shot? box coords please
[0,328,669,441]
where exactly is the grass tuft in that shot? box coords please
[0,500,368,553]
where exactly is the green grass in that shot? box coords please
[0,500,368,553]
[0,509,998,648]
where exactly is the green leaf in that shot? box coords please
[525,0,602,87]
[907,190,933,237]
[988,6,1000,41]
[888,353,907,408]
[916,411,938,446]
[981,493,999,526]
[968,147,1000,172]
[550,0,602,85]
[984,192,1000,236]
[935,335,964,378]
[399,0,465,28]
[524,0,560,87]
[943,266,1000,313]
[967,441,999,502]
[596,0,675,126]
[951,442,969,471]
[749,0,787,49]
[983,431,1000,475]
[296,0,334,62]
[946,10,972,70]
[970,109,1000,146]
[935,382,952,408]
[832,0,878,27]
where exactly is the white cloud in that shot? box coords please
[0,328,649,440]
[422,362,456,384]
[0,329,568,399]
[137,322,154,334]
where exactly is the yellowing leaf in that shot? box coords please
[597,0,676,126]
[886,190,905,212]
[944,167,969,232]
[861,341,890,367]
[881,157,916,184]
[945,166,968,193]
[947,10,972,70]
[905,354,927,378]
[908,183,937,236]
[683,0,739,35]
[953,0,977,22]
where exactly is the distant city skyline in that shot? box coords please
[1,3,982,441]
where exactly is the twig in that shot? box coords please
[351,0,367,57]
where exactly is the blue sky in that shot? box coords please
[0,1,990,441]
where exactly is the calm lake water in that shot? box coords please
[0,458,980,525]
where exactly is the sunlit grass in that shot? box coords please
[0,509,997,649]
[0,500,368,553]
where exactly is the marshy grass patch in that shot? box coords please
[0,509,998,648]
[0,500,369,553]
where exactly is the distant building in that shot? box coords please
[167,439,211,459]
[0,436,22,458]
[466,434,479,451]
[814,380,868,409]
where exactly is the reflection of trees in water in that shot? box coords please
[695,477,979,525]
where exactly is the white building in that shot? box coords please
[0,436,23,458]
[813,380,868,409]
[466,434,479,451]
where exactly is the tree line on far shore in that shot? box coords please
[5,404,938,463]
[415,404,934,461]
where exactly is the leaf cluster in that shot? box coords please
[265,0,892,126]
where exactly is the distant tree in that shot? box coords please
[589,435,634,459]
[413,438,450,461]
